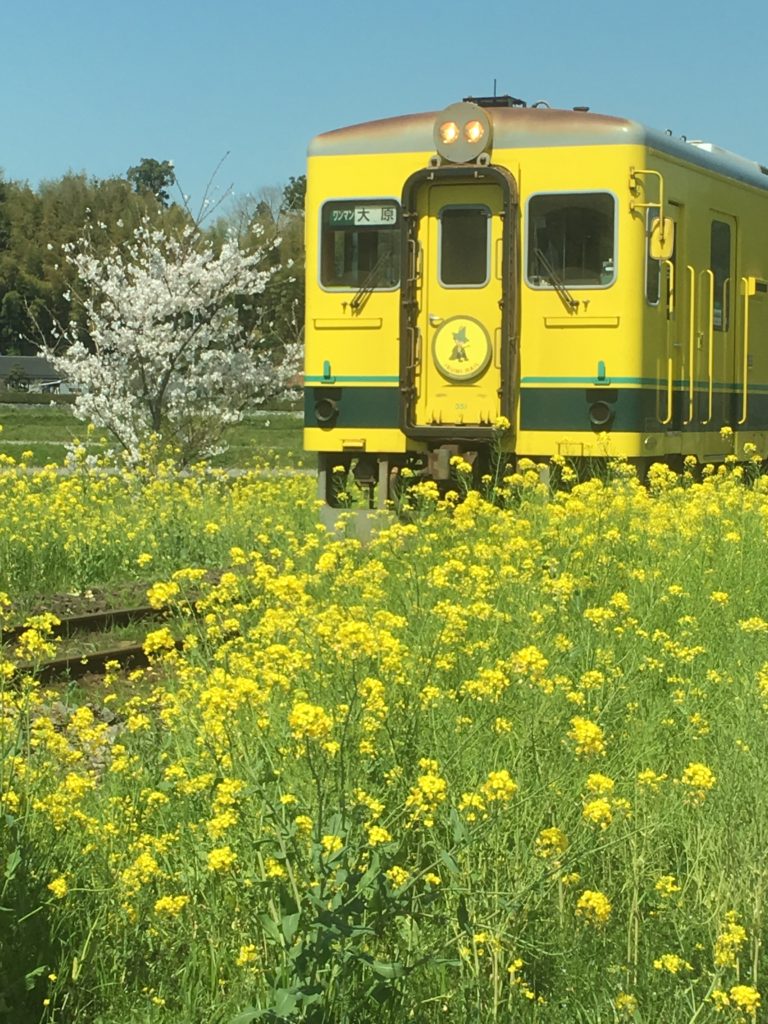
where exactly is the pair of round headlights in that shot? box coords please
[433,102,492,164]
[437,118,486,146]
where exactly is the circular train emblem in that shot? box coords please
[432,316,492,383]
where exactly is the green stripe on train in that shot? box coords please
[303,385,768,433]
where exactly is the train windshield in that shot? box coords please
[320,200,401,289]
[526,192,616,288]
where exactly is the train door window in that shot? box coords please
[646,210,676,312]
[439,206,490,286]
[710,220,731,330]
[320,200,401,289]
[526,192,616,288]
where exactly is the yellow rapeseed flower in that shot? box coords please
[366,824,392,847]
[637,768,667,792]
[320,834,343,856]
[458,792,487,822]
[653,953,692,974]
[575,889,612,927]
[405,762,448,827]
[714,911,747,968]
[207,846,237,872]
[614,993,638,1016]
[582,798,612,829]
[655,874,681,898]
[385,865,410,888]
[568,716,606,757]
[534,827,568,858]
[479,769,518,803]
[730,985,761,1017]
[47,876,68,899]
[288,701,333,741]
[586,772,614,794]
[680,762,716,804]
[154,894,189,916]
[236,944,258,967]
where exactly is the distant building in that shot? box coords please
[0,355,72,394]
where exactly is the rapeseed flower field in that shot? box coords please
[1,444,768,1023]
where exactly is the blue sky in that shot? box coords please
[1,0,764,214]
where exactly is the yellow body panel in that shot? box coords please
[304,425,408,453]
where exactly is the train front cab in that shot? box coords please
[305,100,526,517]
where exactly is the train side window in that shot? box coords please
[527,192,616,289]
[710,220,731,331]
[646,211,675,311]
[320,200,401,289]
[439,206,489,286]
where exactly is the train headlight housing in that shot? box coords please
[438,120,460,145]
[464,119,485,144]
[315,397,339,424]
[433,102,492,164]
[589,401,613,428]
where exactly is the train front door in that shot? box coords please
[412,183,505,428]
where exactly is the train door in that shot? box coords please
[411,183,505,428]
[651,201,683,432]
[707,213,737,429]
[687,212,737,431]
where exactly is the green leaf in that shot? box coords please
[24,965,46,991]
[4,848,21,882]
[229,1009,260,1024]
[272,988,299,1018]
[370,961,405,979]
[354,853,380,893]
[449,807,468,844]
[457,894,471,934]
[281,911,301,944]
[258,912,282,944]
[439,849,459,875]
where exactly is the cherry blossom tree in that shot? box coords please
[48,218,301,464]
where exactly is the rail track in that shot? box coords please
[3,604,182,683]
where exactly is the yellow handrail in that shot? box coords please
[701,269,714,425]
[660,356,674,425]
[662,258,675,316]
[738,277,750,425]
[659,264,675,428]
[683,266,696,425]
[629,168,667,247]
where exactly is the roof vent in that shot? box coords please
[463,94,526,108]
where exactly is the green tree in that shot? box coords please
[217,180,305,353]
[126,158,176,207]
[282,174,306,213]
[0,172,189,354]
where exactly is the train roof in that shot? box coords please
[309,106,768,193]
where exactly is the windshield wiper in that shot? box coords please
[350,253,393,312]
[534,248,579,313]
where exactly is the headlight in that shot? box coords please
[464,119,485,144]
[315,397,339,424]
[438,120,460,145]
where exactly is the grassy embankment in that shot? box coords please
[0,400,304,468]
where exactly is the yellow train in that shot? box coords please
[303,95,768,511]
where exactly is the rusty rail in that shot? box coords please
[3,605,184,683]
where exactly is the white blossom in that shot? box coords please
[47,217,301,465]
